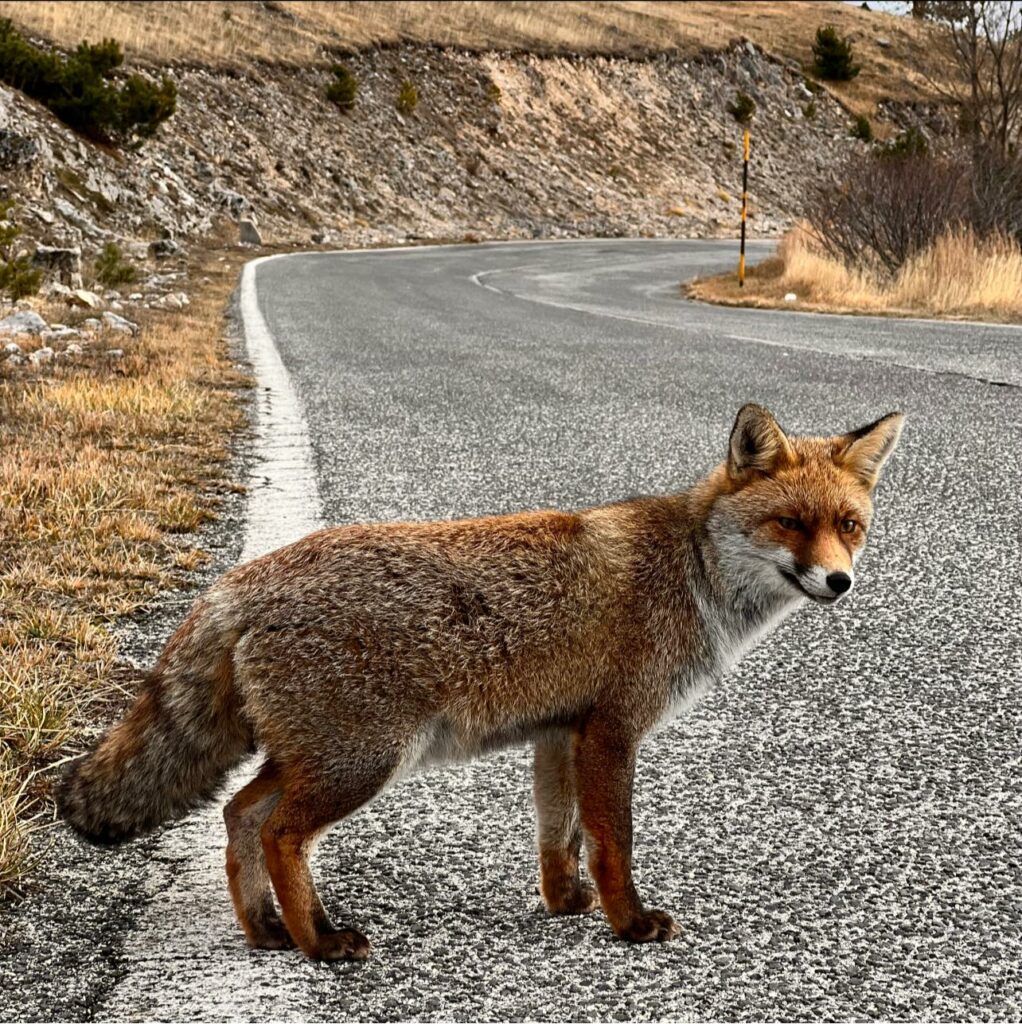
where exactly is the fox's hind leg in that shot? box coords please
[533,731,598,915]
[224,759,291,949]
[261,757,396,961]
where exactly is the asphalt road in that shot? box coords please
[4,239,1021,1022]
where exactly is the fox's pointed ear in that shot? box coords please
[835,412,904,490]
[727,404,794,478]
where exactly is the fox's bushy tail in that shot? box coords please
[58,597,253,844]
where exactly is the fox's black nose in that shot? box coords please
[826,572,852,595]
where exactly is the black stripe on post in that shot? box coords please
[739,129,749,287]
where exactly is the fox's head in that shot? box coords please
[707,403,904,606]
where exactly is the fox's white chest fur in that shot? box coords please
[659,587,801,727]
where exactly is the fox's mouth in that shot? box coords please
[779,570,839,605]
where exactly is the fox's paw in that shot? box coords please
[545,880,600,916]
[616,909,680,943]
[246,916,295,951]
[311,928,372,962]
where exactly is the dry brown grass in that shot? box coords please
[689,224,1022,322]
[0,1,952,113]
[0,252,248,892]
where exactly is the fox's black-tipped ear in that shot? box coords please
[728,404,794,478]
[835,412,905,490]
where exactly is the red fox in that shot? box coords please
[60,404,903,961]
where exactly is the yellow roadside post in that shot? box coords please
[739,128,750,287]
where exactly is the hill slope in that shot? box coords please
[0,3,953,277]
[0,1,951,116]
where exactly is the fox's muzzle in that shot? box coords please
[782,566,854,604]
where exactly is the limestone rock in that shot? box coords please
[31,245,82,285]
[0,309,47,335]
[102,311,138,336]
[28,345,54,365]
[239,219,263,245]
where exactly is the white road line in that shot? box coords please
[98,257,324,1023]
[238,255,325,560]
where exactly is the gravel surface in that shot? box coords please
[3,240,1020,1022]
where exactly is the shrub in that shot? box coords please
[94,241,136,287]
[0,19,176,148]
[809,145,1022,273]
[326,64,357,112]
[804,151,970,274]
[396,79,418,116]
[803,100,817,119]
[728,91,756,124]
[850,114,873,142]
[812,25,860,81]
[879,126,928,159]
[970,146,1022,247]
[0,200,42,300]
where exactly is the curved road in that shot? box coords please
[5,240,1021,1021]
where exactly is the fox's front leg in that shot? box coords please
[534,731,599,914]
[574,717,680,942]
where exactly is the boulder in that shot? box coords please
[239,219,263,245]
[102,311,138,337]
[43,281,74,301]
[32,245,82,286]
[150,237,179,258]
[70,289,104,309]
[28,346,54,365]
[0,129,39,172]
[40,326,80,343]
[0,309,47,335]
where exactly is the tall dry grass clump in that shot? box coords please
[693,223,1022,321]
[0,254,247,892]
[780,223,1022,318]
[889,228,1022,317]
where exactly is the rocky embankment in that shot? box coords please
[0,37,890,350]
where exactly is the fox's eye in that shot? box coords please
[778,516,802,531]
[840,518,859,534]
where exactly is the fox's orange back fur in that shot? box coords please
[59,404,903,959]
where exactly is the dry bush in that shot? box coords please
[804,152,970,274]
[0,254,247,891]
[804,144,1022,277]
[970,145,1022,243]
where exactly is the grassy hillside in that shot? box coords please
[0,1,951,117]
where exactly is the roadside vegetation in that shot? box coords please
[694,1,1022,322]
[0,200,42,300]
[690,224,1022,320]
[0,18,175,147]
[0,253,248,893]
